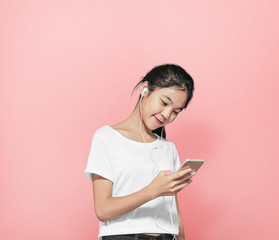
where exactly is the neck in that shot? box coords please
[122,102,154,137]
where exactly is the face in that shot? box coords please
[140,86,188,131]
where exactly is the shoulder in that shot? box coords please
[91,125,115,142]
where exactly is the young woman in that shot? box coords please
[84,64,195,240]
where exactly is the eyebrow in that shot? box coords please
[162,95,184,110]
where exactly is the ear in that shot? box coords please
[140,81,149,95]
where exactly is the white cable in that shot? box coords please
[139,94,177,240]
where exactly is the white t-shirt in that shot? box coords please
[84,125,182,239]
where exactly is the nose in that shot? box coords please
[161,108,171,120]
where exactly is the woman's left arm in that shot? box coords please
[175,194,185,240]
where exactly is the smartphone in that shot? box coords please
[177,159,205,173]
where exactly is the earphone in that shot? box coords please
[142,87,148,95]
[139,90,177,240]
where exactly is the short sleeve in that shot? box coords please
[84,133,114,182]
[172,143,181,172]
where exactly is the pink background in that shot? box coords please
[1,0,278,239]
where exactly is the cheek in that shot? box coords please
[142,104,154,117]
[145,102,162,115]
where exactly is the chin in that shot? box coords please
[143,122,157,132]
[142,117,161,131]
[150,123,161,131]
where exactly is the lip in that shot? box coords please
[154,116,163,125]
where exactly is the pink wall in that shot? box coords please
[1,0,278,239]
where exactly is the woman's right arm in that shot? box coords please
[92,168,195,222]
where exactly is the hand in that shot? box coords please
[148,167,196,198]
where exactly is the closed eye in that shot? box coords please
[161,100,180,115]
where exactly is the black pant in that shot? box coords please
[101,233,176,240]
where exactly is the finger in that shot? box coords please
[173,176,193,189]
[180,166,191,171]
[185,179,192,185]
[176,171,196,182]
[172,168,192,180]
[173,181,190,194]
[184,171,196,180]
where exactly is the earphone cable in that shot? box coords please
[139,94,176,240]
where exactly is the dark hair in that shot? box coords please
[132,64,195,139]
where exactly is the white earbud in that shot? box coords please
[142,87,148,95]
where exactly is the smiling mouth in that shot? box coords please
[154,116,163,124]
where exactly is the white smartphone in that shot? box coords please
[177,159,205,173]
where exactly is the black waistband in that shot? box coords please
[139,233,175,239]
[102,233,176,240]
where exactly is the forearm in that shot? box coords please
[175,195,185,240]
[96,185,156,222]
[177,213,185,240]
